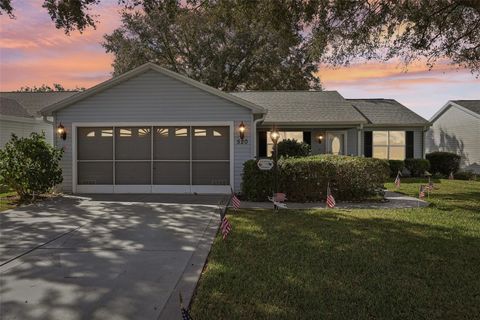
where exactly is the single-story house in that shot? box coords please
[37,62,429,194]
[0,91,77,148]
[426,100,480,173]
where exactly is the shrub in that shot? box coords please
[404,158,430,177]
[241,155,389,202]
[454,171,478,181]
[274,139,310,158]
[388,160,405,177]
[0,133,63,201]
[426,152,461,175]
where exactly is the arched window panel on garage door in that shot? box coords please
[192,127,229,160]
[153,127,190,160]
[115,127,151,160]
[77,127,113,160]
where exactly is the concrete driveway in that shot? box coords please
[0,194,226,320]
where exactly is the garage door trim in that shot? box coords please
[71,121,234,194]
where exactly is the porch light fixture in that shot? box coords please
[270,130,280,144]
[57,123,67,140]
[318,134,324,144]
[239,121,246,140]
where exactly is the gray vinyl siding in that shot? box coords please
[54,70,253,192]
[0,118,53,148]
[426,106,480,173]
[362,127,425,159]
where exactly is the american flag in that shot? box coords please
[394,171,401,188]
[326,183,336,208]
[419,185,426,199]
[231,193,241,211]
[449,172,454,180]
[427,177,434,191]
[220,213,232,240]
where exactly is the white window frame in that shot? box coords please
[372,130,406,160]
[72,122,234,194]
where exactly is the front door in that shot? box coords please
[326,132,346,155]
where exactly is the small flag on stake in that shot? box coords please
[326,183,336,208]
[220,211,232,240]
[427,177,434,191]
[231,192,241,211]
[449,172,454,180]
[394,171,401,188]
[419,185,426,199]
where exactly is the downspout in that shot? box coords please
[252,113,266,158]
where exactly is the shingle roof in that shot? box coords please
[348,99,429,126]
[230,91,367,124]
[0,97,33,118]
[0,91,78,117]
[452,100,480,115]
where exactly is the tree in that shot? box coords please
[306,0,480,73]
[16,84,85,92]
[103,0,321,91]
[0,133,63,201]
[275,139,311,158]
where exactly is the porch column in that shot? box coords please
[357,125,363,156]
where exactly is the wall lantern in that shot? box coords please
[239,121,246,140]
[270,130,280,144]
[318,134,324,144]
[57,123,67,140]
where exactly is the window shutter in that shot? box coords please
[258,131,267,157]
[303,131,312,146]
[364,131,372,157]
[406,131,414,158]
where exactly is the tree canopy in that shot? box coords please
[103,0,320,90]
[16,84,85,92]
[2,0,480,74]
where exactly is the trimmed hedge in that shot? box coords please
[388,160,405,177]
[404,158,430,177]
[426,152,461,175]
[241,155,389,202]
[275,139,310,157]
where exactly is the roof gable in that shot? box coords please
[430,100,480,122]
[40,63,265,115]
[0,97,33,118]
[0,91,78,117]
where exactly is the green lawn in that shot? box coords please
[0,191,17,212]
[191,179,480,319]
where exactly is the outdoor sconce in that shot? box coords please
[57,123,67,140]
[318,134,324,144]
[236,121,248,144]
[239,121,246,140]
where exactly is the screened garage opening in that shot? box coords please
[75,124,232,193]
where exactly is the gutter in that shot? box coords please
[252,113,266,158]
[43,115,54,125]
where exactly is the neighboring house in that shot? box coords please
[0,91,78,148]
[426,100,480,173]
[37,62,429,194]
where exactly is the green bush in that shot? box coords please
[404,158,430,177]
[426,152,461,175]
[0,133,63,201]
[274,139,310,158]
[454,171,478,181]
[241,155,389,202]
[388,160,405,177]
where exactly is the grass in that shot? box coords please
[191,179,480,319]
[0,190,17,212]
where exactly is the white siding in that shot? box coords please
[0,118,53,148]
[55,70,254,192]
[426,106,480,173]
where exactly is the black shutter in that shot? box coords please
[364,131,372,157]
[406,131,414,158]
[303,131,312,146]
[258,131,267,157]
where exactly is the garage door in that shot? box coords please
[75,125,232,193]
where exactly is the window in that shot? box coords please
[372,131,406,160]
[266,131,303,156]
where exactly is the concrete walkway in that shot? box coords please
[0,194,228,320]
[238,191,428,210]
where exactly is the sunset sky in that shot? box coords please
[1,1,479,119]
